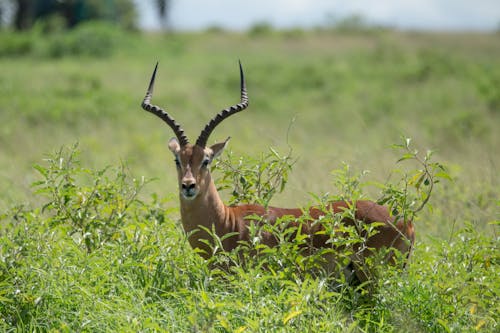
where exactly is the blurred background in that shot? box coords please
[0,0,498,237]
[1,0,499,31]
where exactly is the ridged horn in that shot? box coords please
[141,62,189,146]
[195,61,249,147]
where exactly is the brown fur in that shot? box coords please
[169,142,415,281]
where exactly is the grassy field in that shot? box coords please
[0,25,499,331]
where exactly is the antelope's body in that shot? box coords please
[177,159,414,263]
[141,62,415,281]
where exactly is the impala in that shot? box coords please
[141,62,415,281]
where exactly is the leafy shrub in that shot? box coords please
[32,143,148,253]
[39,21,124,58]
[0,144,185,330]
[378,137,451,222]
[0,22,127,59]
[6,140,498,332]
[374,221,499,332]
[209,138,449,296]
[214,147,294,206]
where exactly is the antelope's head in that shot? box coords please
[141,62,248,201]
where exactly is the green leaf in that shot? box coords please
[435,171,453,181]
[397,153,416,163]
[33,164,48,177]
[283,310,302,325]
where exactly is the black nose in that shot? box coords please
[182,183,195,191]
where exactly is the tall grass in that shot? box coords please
[1,144,497,331]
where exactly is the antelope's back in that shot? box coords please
[231,200,414,255]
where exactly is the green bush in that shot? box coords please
[2,141,498,332]
[32,143,148,253]
[0,32,33,57]
[207,138,448,296]
[0,22,127,59]
[248,21,275,37]
[374,222,499,331]
[214,147,294,206]
[39,21,125,58]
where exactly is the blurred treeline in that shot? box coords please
[0,0,384,60]
[0,0,169,57]
[0,0,170,31]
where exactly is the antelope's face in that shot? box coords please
[141,61,248,200]
[168,138,228,200]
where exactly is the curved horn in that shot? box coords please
[196,61,249,147]
[141,62,189,146]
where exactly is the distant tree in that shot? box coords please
[154,0,171,29]
[14,0,33,30]
[7,0,137,31]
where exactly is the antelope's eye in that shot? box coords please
[174,157,181,168]
[201,159,210,168]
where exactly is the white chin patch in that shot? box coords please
[182,190,198,200]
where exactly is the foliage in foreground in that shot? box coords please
[0,143,497,332]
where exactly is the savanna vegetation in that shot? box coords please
[0,23,498,332]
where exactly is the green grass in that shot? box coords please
[0,27,499,331]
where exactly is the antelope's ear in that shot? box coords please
[168,138,181,154]
[210,137,230,160]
